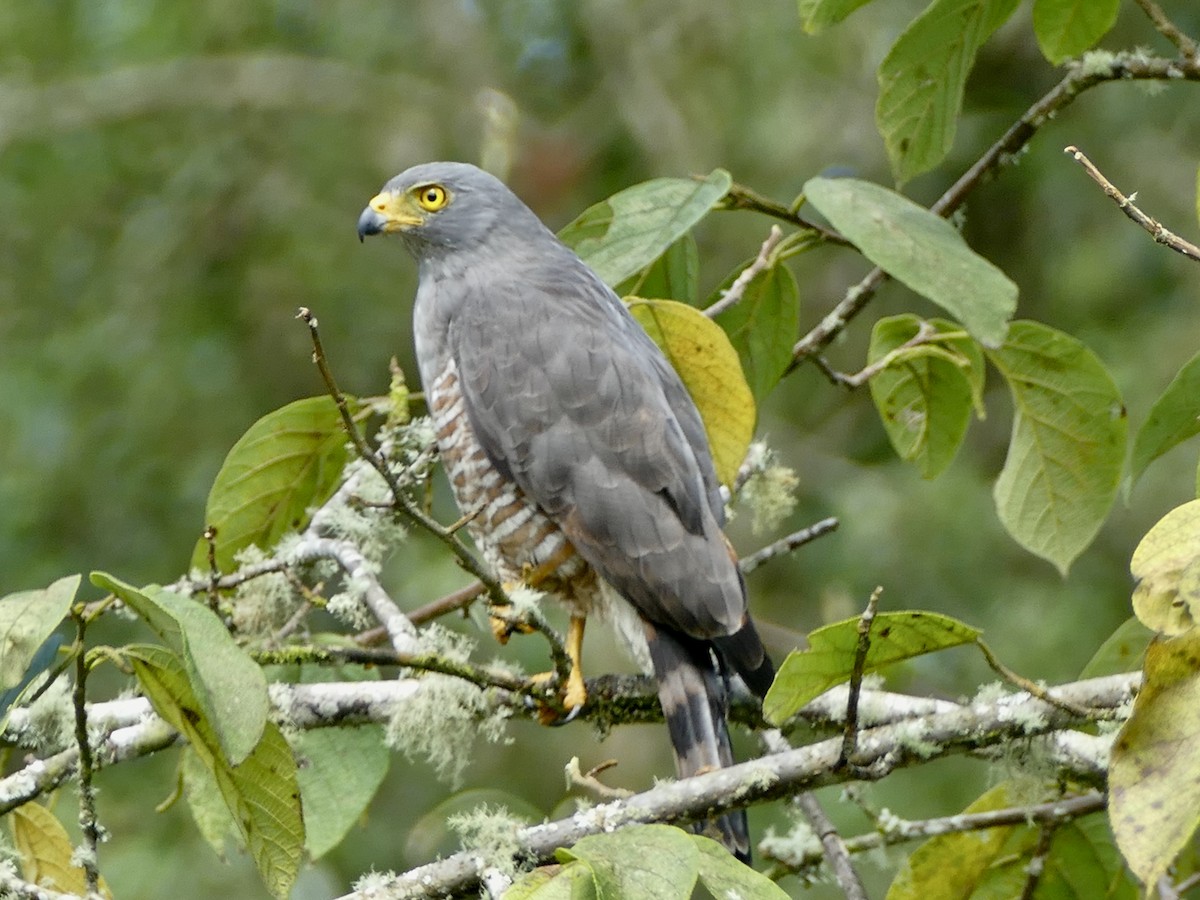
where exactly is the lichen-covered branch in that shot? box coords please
[336,673,1138,899]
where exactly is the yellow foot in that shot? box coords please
[528,667,588,725]
[489,584,538,644]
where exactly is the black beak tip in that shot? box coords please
[356,207,384,242]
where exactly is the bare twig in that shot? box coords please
[719,183,849,245]
[1064,145,1200,264]
[791,52,1200,364]
[202,524,220,614]
[976,638,1097,719]
[763,792,1106,876]
[819,320,951,389]
[70,619,102,895]
[565,756,633,801]
[795,793,868,900]
[840,587,881,766]
[1133,0,1198,59]
[739,518,840,574]
[1172,871,1200,895]
[355,581,486,646]
[297,307,510,611]
[1018,823,1057,900]
[704,226,785,318]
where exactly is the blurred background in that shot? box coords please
[1,0,1198,896]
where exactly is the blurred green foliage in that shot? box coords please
[2,0,1200,897]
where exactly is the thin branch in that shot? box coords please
[356,581,485,646]
[70,619,102,895]
[791,51,1200,364]
[976,638,1097,719]
[739,518,840,574]
[202,524,220,614]
[763,792,1106,876]
[297,307,510,611]
[704,226,785,318]
[794,793,868,900]
[840,587,881,766]
[252,644,535,696]
[1133,0,1198,59]
[1018,823,1057,900]
[818,321,949,389]
[1172,871,1200,895]
[1064,145,1200,264]
[565,756,633,801]
[719,183,849,245]
[290,535,419,653]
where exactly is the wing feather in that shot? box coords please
[451,260,744,639]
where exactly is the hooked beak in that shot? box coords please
[356,191,423,242]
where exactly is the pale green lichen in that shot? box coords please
[228,544,298,637]
[385,674,511,787]
[736,442,800,534]
[326,570,381,631]
[446,803,530,879]
[23,674,74,754]
[758,812,822,873]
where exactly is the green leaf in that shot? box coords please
[763,611,980,726]
[559,825,700,900]
[1129,499,1200,636]
[711,262,801,401]
[91,572,268,765]
[868,316,984,478]
[986,321,1127,575]
[797,0,877,33]
[1130,348,1200,487]
[293,727,389,859]
[693,835,790,899]
[192,396,358,573]
[887,783,1025,900]
[1038,812,1138,899]
[1110,631,1200,888]
[127,645,303,900]
[559,170,732,288]
[1033,0,1120,64]
[617,234,699,306]
[876,0,1021,184]
[506,862,597,899]
[804,177,1017,347]
[888,782,1135,899]
[628,299,756,487]
[1079,616,1154,679]
[184,746,240,858]
[0,574,77,690]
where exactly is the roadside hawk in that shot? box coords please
[357,162,774,859]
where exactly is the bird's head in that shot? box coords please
[357,161,528,256]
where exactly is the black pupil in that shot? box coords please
[426,190,438,203]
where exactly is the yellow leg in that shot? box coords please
[562,614,587,712]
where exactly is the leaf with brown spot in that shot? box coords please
[1130,499,1200,635]
[1109,630,1200,888]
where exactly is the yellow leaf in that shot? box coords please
[1110,630,1200,887]
[1130,499,1200,635]
[627,299,755,487]
[11,802,112,897]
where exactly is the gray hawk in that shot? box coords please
[357,162,774,860]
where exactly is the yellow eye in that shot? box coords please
[415,184,449,212]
